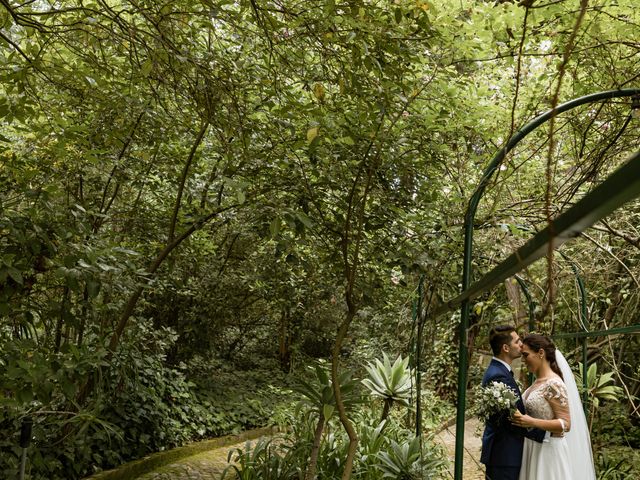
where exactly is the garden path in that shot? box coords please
[434,417,484,479]
[134,439,248,480]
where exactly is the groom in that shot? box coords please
[480,325,545,480]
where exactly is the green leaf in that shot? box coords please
[78,259,92,269]
[325,0,335,15]
[322,404,334,420]
[296,211,313,228]
[86,279,101,298]
[7,268,23,285]
[395,8,403,24]
[141,59,153,77]
[306,127,319,143]
[269,217,281,236]
[17,388,33,403]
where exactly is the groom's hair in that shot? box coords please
[489,325,516,356]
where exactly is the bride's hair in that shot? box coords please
[522,334,564,380]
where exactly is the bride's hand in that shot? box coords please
[511,410,534,428]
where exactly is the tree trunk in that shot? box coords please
[54,286,69,352]
[380,398,394,423]
[168,121,209,242]
[77,286,89,347]
[332,310,359,480]
[505,277,526,323]
[304,412,325,480]
[279,308,292,372]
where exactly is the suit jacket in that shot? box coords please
[479,359,546,467]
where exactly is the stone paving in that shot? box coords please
[130,419,484,479]
[135,439,252,480]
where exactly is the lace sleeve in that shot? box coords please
[543,378,571,432]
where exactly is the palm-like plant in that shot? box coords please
[292,362,360,480]
[576,362,624,408]
[362,353,413,422]
[595,452,633,480]
[222,438,302,480]
[576,362,624,430]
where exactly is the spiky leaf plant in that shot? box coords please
[362,353,413,421]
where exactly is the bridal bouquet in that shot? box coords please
[473,381,519,422]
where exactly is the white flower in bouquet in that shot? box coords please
[473,381,519,422]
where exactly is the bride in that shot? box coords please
[511,334,595,479]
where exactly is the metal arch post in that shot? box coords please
[558,252,590,411]
[453,89,640,480]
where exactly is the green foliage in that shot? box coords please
[0,337,116,478]
[377,436,427,480]
[423,323,458,400]
[186,356,289,431]
[0,321,281,479]
[576,362,624,410]
[595,447,639,480]
[1,0,640,476]
[417,389,456,431]
[223,438,303,480]
[293,362,361,421]
[356,419,388,471]
[590,402,640,449]
[226,409,447,480]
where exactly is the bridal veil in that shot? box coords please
[556,349,596,479]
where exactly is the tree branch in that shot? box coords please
[0,29,35,64]
[579,231,639,289]
[168,121,209,242]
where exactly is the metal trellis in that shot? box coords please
[419,89,640,480]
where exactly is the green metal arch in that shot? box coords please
[453,89,640,480]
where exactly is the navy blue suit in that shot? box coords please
[480,359,545,480]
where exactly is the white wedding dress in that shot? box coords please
[519,351,596,480]
[519,376,572,479]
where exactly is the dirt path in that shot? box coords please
[434,417,485,480]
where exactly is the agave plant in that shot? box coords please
[376,436,422,479]
[357,410,413,477]
[376,435,447,480]
[362,353,413,422]
[357,419,388,470]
